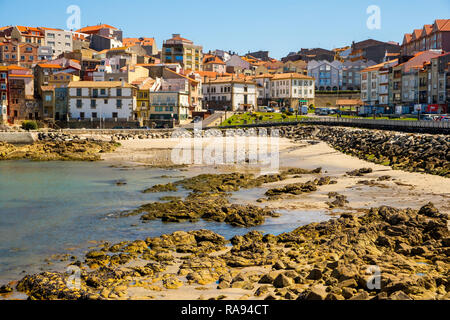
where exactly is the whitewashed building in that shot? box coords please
[269,73,315,108]
[202,77,257,111]
[68,81,135,120]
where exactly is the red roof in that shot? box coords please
[435,19,450,32]
[76,24,118,34]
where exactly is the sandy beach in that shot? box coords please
[3,132,448,301]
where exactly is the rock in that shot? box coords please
[304,285,328,300]
[259,272,278,284]
[273,261,286,270]
[349,291,370,300]
[389,291,413,300]
[163,277,183,289]
[418,202,440,217]
[307,268,322,280]
[273,274,294,288]
[0,284,13,294]
[337,279,358,289]
[255,285,270,297]
[325,293,345,300]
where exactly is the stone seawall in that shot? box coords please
[0,132,36,145]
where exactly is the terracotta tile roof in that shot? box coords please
[40,27,63,31]
[9,74,33,78]
[435,19,450,32]
[423,24,433,36]
[361,59,398,72]
[38,63,62,69]
[123,38,155,47]
[76,24,118,33]
[271,72,314,80]
[165,67,199,84]
[68,81,133,88]
[253,73,274,79]
[133,77,156,90]
[204,56,225,65]
[7,65,30,70]
[203,76,256,85]
[411,29,423,41]
[16,26,44,36]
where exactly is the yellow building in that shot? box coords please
[132,77,159,124]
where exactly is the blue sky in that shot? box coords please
[0,0,449,59]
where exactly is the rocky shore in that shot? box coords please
[0,135,120,161]
[10,202,449,300]
[278,125,449,177]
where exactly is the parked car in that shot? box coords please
[421,115,433,121]
[319,109,329,116]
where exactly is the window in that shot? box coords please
[76,99,82,108]
[45,94,52,102]
[112,112,118,118]
[0,84,6,90]
[116,88,122,96]
[76,88,82,96]
[104,99,108,104]
[100,89,106,95]
[116,99,122,108]
[80,112,85,119]
[93,89,98,97]
[91,100,96,108]
[92,112,97,118]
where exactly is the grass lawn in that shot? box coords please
[220,112,307,126]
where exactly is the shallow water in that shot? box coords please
[0,160,331,284]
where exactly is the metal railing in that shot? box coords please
[300,117,450,129]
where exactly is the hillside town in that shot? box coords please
[0,20,449,129]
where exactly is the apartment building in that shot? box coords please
[10,26,44,45]
[41,27,73,58]
[202,76,257,111]
[341,60,376,90]
[3,65,36,121]
[348,39,400,64]
[401,19,450,56]
[361,60,398,106]
[68,81,135,120]
[162,34,203,71]
[308,60,342,90]
[269,73,315,109]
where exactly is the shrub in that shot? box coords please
[22,120,38,131]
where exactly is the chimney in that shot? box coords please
[172,34,180,38]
